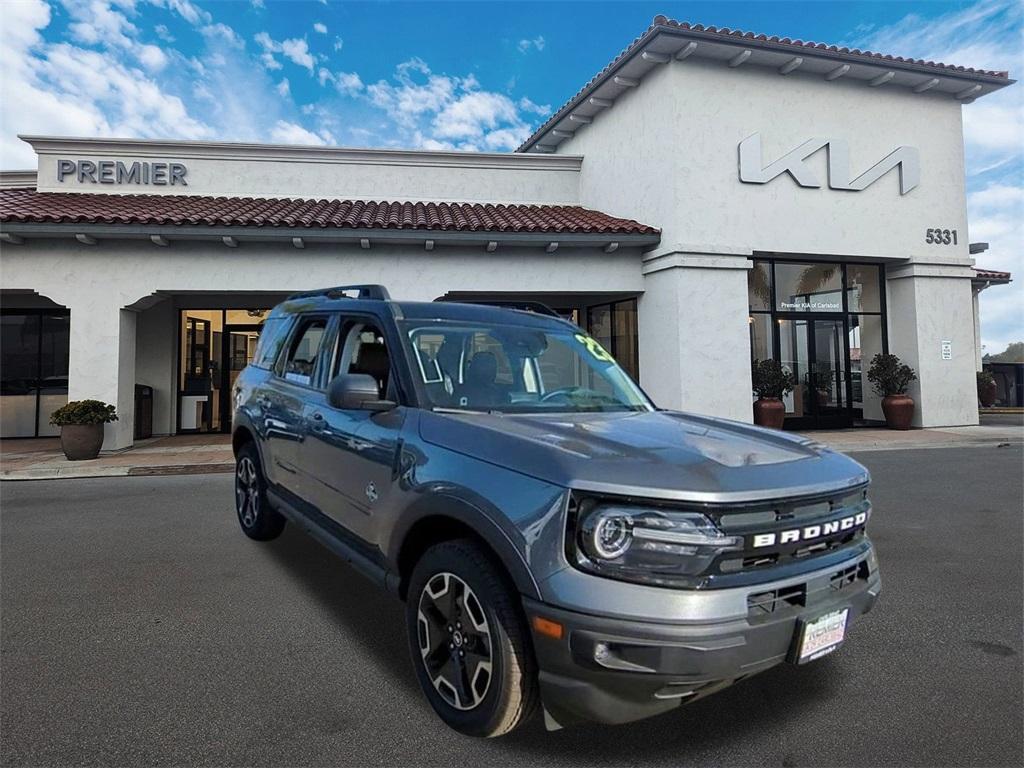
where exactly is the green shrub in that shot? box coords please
[867,353,917,397]
[50,400,118,426]
[752,359,796,399]
[976,370,995,387]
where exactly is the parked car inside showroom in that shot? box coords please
[231,285,880,737]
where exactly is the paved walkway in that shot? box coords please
[2,419,1020,480]
[1,434,233,481]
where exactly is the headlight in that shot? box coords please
[572,502,742,586]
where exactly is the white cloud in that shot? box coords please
[363,57,540,151]
[250,0,265,8]
[517,35,545,54]
[147,0,212,26]
[313,22,327,34]
[518,96,550,116]
[335,70,363,95]
[255,31,315,73]
[333,36,343,51]
[154,23,174,42]
[276,78,290,97]
[270,119,328,145]
[280,38,314,72]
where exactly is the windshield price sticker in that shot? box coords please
[575,333,615,363]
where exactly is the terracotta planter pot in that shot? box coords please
[881,394,915,430]
[753,397,786,429]
[60,424,105,461]
[978,379,998,408]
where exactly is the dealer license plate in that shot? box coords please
[796,608,849,664]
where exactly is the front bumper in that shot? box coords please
[524,548,881,727]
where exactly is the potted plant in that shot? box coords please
[867,353,918,430]
[751,358,795,429]
[977,370,997,408]
[50,400,118,460]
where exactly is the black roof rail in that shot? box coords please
[287,284,391,301]
[435,297,562,318]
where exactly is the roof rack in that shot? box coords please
[287,284,391,301]
[436,298,562,318]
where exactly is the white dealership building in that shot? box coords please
[0,17,1013,448]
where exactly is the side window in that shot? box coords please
[251,317,292,370]
[280,317,328,387]
[332,320,392,398]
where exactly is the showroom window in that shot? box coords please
[748,259,887,428]
[0,310,71,438]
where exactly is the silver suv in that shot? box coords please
[231,285,880,737]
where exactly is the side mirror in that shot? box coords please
[327,373,396,412]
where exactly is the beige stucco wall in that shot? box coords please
[1,238,645,448]
[556,57,978,426]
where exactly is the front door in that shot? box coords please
[778,317,851,429]
[219,324,263,433]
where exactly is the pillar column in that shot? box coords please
[638,251,752,421]
[886,264,978,427]
[65,301,138,450]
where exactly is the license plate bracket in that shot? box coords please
[789,608,849,664]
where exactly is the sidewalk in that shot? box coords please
[1,434,233,481]
[2,418,1021,481]
[801,423,1022,453]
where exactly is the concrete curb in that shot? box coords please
[827,438,1022,453]
[1,463,234,481]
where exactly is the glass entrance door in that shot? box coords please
[778,317,851,429]
[219,325,262,433]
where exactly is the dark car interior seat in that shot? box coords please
[458,351,509,407]
[351,343,390,396]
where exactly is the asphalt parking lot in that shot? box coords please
[2,445,1021,767]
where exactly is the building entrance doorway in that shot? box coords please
[219,325,262,433]
[778,316,850,429]
[178,309,271,433]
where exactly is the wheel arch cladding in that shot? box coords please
[232,425,255,456]
[394,504,541,602]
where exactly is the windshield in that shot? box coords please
[399,319,653,414]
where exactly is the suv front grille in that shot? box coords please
[747,559,872,619]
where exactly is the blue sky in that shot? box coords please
[1,0,1020,351]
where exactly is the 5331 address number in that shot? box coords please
[925,228,958,245]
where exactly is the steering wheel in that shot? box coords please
[539,386,580,403]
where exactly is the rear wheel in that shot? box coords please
[406,539,538,737]
[234,442,285,541]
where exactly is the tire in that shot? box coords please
[234,442,286,541]
[406,539,539,737]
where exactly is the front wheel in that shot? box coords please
[234,443,286,541]
[406,539,539,737]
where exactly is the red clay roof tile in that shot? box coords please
[0,188,659,236]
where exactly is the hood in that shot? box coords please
[418,409,868,503]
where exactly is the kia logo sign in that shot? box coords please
[738,134,919,195]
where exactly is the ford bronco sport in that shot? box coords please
[231,285,880,737]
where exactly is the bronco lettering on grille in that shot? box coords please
[751,511,868,548]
